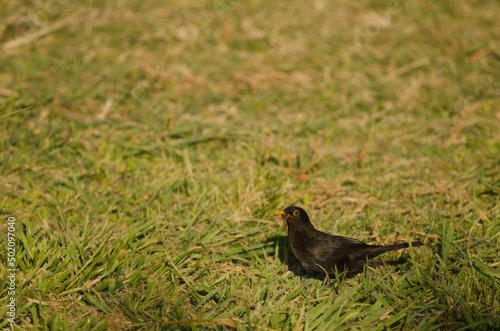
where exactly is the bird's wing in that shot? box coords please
[306,232,372,268]
[314,232,368,250]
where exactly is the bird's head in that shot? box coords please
[274,206,311,230]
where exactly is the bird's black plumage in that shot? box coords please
[274,206,423,276]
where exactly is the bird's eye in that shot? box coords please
[293,210,299,216]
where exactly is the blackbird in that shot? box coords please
[274,206,423,276]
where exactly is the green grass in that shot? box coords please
[1,0,499,329]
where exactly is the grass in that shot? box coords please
[0,0,499,329]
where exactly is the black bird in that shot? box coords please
[274,206,423,276]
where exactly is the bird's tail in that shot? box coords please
[369,241,423,257]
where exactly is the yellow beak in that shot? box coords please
[274,210,289,218]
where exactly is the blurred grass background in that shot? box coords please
[0,0,499,329]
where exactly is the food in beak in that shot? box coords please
[274,211,287,230]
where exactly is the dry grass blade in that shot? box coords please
[2,9,85,51]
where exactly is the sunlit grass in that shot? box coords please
[0,0,499,329]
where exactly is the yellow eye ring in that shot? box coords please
[293,210,299,216]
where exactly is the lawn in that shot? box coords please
[1,0,499,330]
